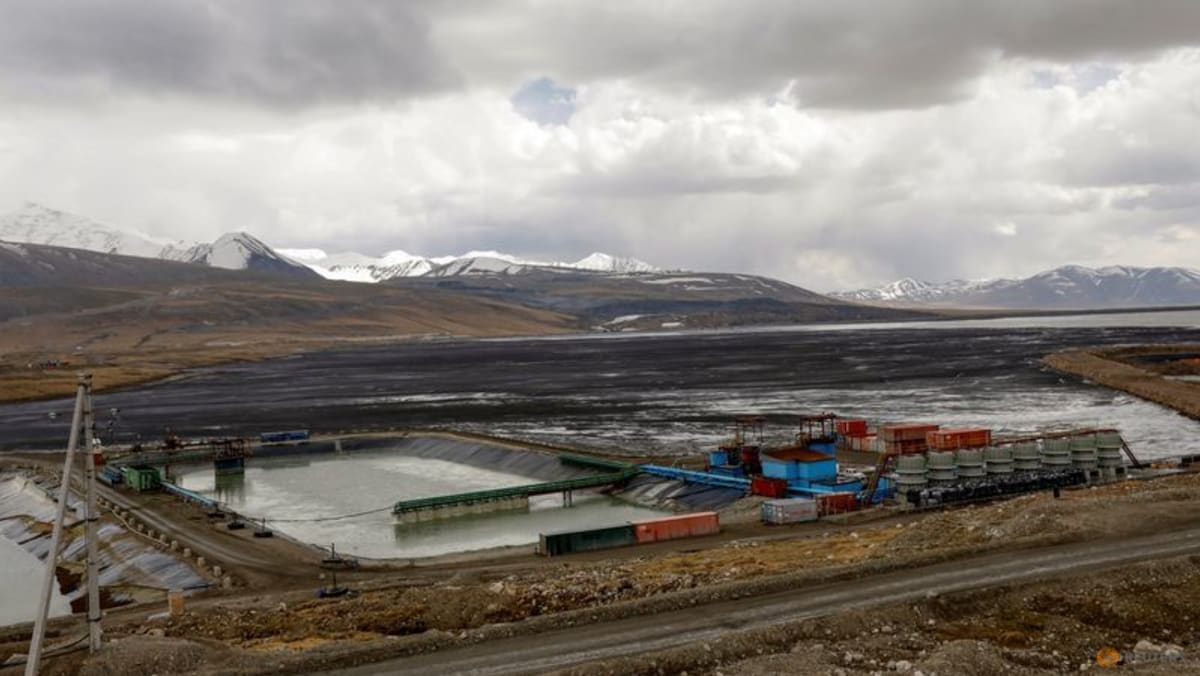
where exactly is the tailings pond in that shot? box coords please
[169,436,666,559]
[4,310,1200,460]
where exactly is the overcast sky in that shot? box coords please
[1,1,1199,291]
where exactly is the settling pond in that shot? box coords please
[169,436,668,559]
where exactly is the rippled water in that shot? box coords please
[171,448,666,558]
[3,310,1199,462]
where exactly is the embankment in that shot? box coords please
[1043,349,1200,421]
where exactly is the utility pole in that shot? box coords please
[82,375,102,652]
[26,373,102,674]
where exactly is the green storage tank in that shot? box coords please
[537,524,636,557]
[122,466,161,492]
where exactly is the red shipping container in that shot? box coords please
[632,512,720,544]
[851,435,878,452]
[884,438,928,455]
[836,420,869,437]
[751,476,789,498]
[817,492,858,516]
[880,423,939,442]
[926,428,992,450]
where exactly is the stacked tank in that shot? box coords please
[1096,431,1124,475]
[954,448,986,478]
[1040,437,1072,469]
[984,446,1014,475]
[902,431,1125,497]
[896,454,928,492]
[1012,442,1041,471]
[1069,433,1099,471]
[926,451,957,485]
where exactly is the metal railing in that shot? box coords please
[392,464,641,514]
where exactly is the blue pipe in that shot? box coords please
[161,481,219,510]
[640,464,750,490]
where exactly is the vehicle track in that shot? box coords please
[329,526,1200,675]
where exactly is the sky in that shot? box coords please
[1,1,1199,292]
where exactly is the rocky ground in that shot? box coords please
[564,555,1200,675]
[3,471,1198,675]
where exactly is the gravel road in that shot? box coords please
[329,525,1200,675]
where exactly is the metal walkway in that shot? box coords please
[392,455,640,515]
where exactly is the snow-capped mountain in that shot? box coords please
[833,265,1200,309]
[832,277,989,304]
[2,202,658,284]
[279,248,660,282]
[186,232,314,276]
[0,202,315,278]
[571,252,658,274]
[0,202,192,260]
[424,256,552,277]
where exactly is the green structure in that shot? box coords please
[538,524,636,556]
[392,463,639,517]
[121,466,161,492]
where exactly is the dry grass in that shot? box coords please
[1044,347,1200,420]
[633,527,903,581]
[0,280,573,403]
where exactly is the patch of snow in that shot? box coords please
[0,202,192,259]
[641,277,714,285]
[0,241,28,256]
[189,232,298,270]
[572,252,658,273]
[276,248,329,262]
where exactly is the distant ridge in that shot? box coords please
[0,202,316,278]
[833,265,1200,309]
[282,248,659,282]
[1,202,661,284]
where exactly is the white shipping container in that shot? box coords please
[761,498,818,524]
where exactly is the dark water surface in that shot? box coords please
[4,311,1200,458]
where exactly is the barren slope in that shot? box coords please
[0,243,573,402]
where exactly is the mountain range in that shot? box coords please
[279,247,658,282]
[0,203,318,279]
[6,202,1198,313]
[0,202,656,283]
[2,202,916,333]
[833,265,1200,309]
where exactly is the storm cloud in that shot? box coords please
[1,1,1199,290]
[5,1,1200,109]
[0,0,458,106]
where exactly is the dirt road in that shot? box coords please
[97,481,325,589]
[329,525,1200,675]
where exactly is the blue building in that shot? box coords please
[761,447,837,483]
